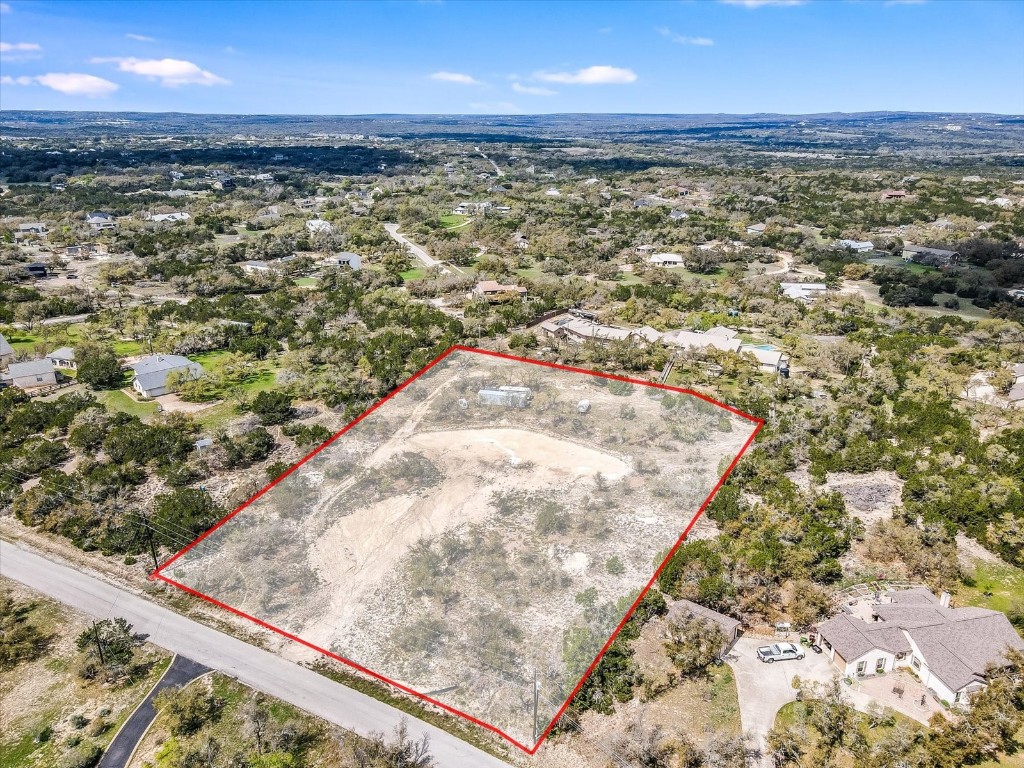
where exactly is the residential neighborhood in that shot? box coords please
[0,3,1023,767]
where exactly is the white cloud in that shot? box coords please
[535,65,637,85]
[3,72,119,97]
[512,82,557,96]
[0,42,40,51]
[0,3,11,13]
[0,41,42,60]
[720,0,805,7]
[430,71,483,86]
[92,57,229,87]
[125,33,156,42]
[656,27,714,46]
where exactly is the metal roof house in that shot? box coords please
[835,239,876,253]
[0,333,14,366]
[816,587,1024,708]
[1,359,57,390]
[780,282,829,302]
[46,347,76,370]
[130,354,203,398]
[321,252,362,270]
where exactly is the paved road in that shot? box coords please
[383,222,448,272]
[0,540,511,768]
[475,147,504,178]
[99,655,210,768]
[726,636,836,766]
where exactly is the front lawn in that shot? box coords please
[957,559,1024,618]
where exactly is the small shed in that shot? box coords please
[665,599,742,657]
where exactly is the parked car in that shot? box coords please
[757,642,805,663]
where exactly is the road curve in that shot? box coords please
[0,540,511,768]
[383,222,445,270]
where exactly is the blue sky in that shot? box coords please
[1,0,1022,115]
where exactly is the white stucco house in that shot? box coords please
[780,282,829,302]
[649,252,685,267]
[816,587,1024,708]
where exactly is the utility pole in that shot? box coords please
[533,670,540,744]
[92,621,106,668]
[144,517,159,572]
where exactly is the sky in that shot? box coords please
[1,0,1022,115]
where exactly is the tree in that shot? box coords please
[808,678,855,758]
[0,590,49,669]
[244,693,271,755]
[153,683,224,737]
[75,343,123,389]
[663,613,727,676]
[766,722,805,767]
[75,617,137,679]
[923,649,1024,767]
[251,390,296,425]
[354,719,433,767]
[152,488,223,547]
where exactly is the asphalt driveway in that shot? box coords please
[99,655,210,768]
[726,636,837,765]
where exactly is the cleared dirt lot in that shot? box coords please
[159,348,759,749]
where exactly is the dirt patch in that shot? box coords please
[786,467,903,527]
[161,348,758,749]
[955,533,1003,568]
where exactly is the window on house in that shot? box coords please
[912,656,921,670]
[876,658,886,673]
[856,661,867,675]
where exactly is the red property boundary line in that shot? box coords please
[152,344,764,755]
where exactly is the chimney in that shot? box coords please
[940,591,951,608]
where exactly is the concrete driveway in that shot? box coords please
[726,636,837,765]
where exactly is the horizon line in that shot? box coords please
[2,109,1023,119]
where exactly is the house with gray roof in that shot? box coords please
[0,333,14,367]
[816,587,1024,707]
[86,211,118,231]
[130,354,203,398]
[46,347,76,370]
[902,243,961,267]
[666,599,742,657]
[1,359,57,390]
